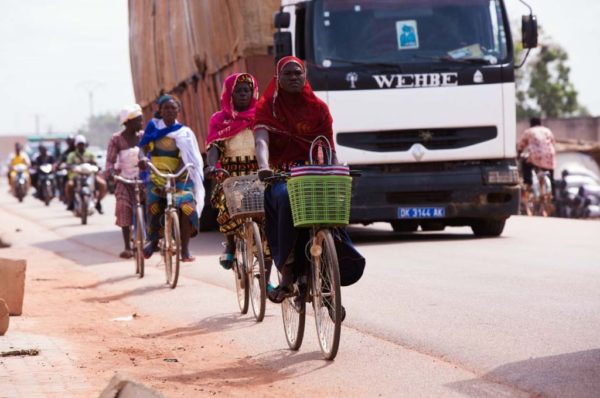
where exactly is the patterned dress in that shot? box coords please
[209,128,258,234]
[145,136,199,241]
[105,131,142,227]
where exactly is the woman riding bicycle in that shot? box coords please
[205,73,271,272]
[139,94,205,262]
[105,104,144,259]
[254,56,364,304]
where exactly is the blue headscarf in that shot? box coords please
[138,95,183,147]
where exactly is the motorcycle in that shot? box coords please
[11,164,30,203]
[573,184,600,219]
[37,164,56,206]
[72,163,99,225]
[55,163,69,203]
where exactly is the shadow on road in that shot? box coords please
[33,230,125,266]
[138,312,264,339]
[160,349,330,388]
[347,225,479,245]
[447,349,600,397]
[57,274,138,290]
[81,284,164,303]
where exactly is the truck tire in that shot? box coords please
[390,220,418,233]
[471,218,506,237]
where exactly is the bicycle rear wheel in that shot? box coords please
[164,210,181,289]
[134,205,145,278]
[311,229,342,360]
[233,235,249,314]
[281,274,306,351]
[248,221,266,322]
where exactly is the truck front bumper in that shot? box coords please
[349,159,520,225]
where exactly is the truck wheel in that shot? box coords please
[390,220,418,233]
[471,219,506,237]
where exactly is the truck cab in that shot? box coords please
[275,0,538,236]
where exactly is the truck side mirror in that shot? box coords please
[521,14,538,49]
[274,32,293,62]
[274,11,291,29]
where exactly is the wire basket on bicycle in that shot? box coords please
[287,136,352,227]
[222,174,265,220]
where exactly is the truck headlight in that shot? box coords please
[485,166,520,184]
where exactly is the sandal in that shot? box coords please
[143,241,158,259]
[181,256,195,263]
[119,250,133,259]
[267,285,295,304]
[219,252,234,270]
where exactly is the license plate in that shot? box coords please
[397,207,445,219]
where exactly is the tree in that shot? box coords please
[78,112,121,147]
[515,26,589,119]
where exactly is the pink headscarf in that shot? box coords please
[206,73,259,147]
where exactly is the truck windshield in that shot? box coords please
[313,0,509,67]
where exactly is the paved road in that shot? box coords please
[2,191,599,397]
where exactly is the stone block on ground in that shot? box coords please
[0,258,26,315]
[0,298,9,335]
[98,373,165,398]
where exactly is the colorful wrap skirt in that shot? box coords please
[210,155,259,234]
[145,179,198,241]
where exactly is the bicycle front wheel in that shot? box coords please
[233,235,249,314]
[311,229,342,360]
[164,210,181,289]
[134,205,145,278]
[280,273,305,351]
[247,221,266,322]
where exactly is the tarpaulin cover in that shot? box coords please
[129,0,279,151]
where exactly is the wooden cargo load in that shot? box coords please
[128,0,279,150]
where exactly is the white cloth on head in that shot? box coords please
[74,134,87,145]
[154,119,205,216]
[120,104,143,124]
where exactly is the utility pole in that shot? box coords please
[78,81,104,122]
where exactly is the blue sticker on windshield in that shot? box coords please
[396,20,419,50]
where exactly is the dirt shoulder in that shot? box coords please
[0,241,290,397]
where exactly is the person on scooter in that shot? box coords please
[6,142,31,188]
[65,135,107,213]
[32,145,55,199]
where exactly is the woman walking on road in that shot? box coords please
[204,73,271,271]
[105,104,144,259]
[139,95,205,262]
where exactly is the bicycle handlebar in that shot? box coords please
[114,175,144,185]
[145,160,194,179]
[263,170,361,182]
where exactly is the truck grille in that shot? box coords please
[337,126,497,152]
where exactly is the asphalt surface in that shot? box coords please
[1,191,599,397]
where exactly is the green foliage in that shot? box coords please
[515,26,588,119]
[79,112,121,147]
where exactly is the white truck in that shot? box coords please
[274,0,538,236]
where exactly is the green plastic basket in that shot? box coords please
[287,175,352,227]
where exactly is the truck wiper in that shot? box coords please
[413,55,491,65]
[321,58,403,71]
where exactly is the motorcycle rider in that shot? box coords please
[65,135,107,213]
[6,142,31,188]
[56,135,76,202]
[32,145,55,199]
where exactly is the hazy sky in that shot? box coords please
[0,0,598,136]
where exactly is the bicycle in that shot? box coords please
[265,136,356,360]
[144,161,195,289]
[114,175,146,278]
[218,169,268,322]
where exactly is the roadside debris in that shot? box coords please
[110,313,138,322]
[1,349,40,357]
